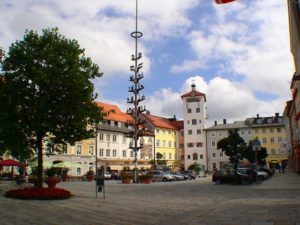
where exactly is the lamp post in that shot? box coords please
[126,0,146,183]
[252,139,261,183]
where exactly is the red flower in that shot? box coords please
[5,187,72,200]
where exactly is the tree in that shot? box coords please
[243,140,268,166]
[188,163,201,175]
[0,28,104,188]
[217,129,247,173]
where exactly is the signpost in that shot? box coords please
[252,139,261,183]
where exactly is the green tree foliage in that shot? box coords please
[188,163,201,175]
[0,28,103,187]
[243,140,268,166]
[217,129,247,172]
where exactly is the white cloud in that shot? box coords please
[171,0,293,99]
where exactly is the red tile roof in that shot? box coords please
[143,114,178,130]
[96,102,132,123]
[181,90,206,101]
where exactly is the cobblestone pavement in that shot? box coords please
[0,171,300,225]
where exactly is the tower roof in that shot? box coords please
[181,83,206,101]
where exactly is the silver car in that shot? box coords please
[147,170,174,182]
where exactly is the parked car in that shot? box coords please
[182,170,197,179]
[256,170,268,181]
[147,170,174,182]
[259,168,275,177]
[170,172,184,181]
[212,168,256,185]
[104,172,112,180]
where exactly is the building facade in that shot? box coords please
[181,84,207,170]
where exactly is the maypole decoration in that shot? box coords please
[126,0,146,183]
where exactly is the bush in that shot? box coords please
[5,187,72,200]
[188,163,201,175]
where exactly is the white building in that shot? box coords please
[181,83,207,170]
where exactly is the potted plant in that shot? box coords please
[61,168,70,182]
[121,172,133,184]
[44,167,60,188]
[86,170,94,181]
[139,173,153,184]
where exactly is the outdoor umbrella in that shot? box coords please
[0,159,20,166]
[52,161,83,168]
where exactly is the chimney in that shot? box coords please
[256,114,259,118]
[214,121,217,126]
[223,119,227,124]
[275,112,279,118]
[146,110,150,115]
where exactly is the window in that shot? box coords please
[174,142,177,148]
[156,140,160,147]
[156,129,160,133]
[199,119,201,123]
[212,163,217,170]
[168,130,171,134]
[220,152,223,157]
[196,142,203,147]
[168,141,172,148]
[278,137,282,143]
[99,133,104,141]
[130,151,134,157]
[263,138,267,144]
[163,153,166,160]
[193,153,198,160]
[187,155,191,160]
[76,145,82,155]
[106,134,111,142]
[270,128,274,133]
[255,129,259,134]
[99,149,104,156]
[187,108,192,113]
[277,127,281,133]
[122,150,127,157]
[192,119,197,125]
[88,145,94,155]
[200,154,203,159]
[122,135,126,143]
[76,167,81,176]
[169,153,172,160]
[196,108,200,113]
[113,149,117,157]
[197,129,201,134]
[218,132,222,137]
[181,130,184,136]
[270,137,274,143]
[212,141,216,147]
[188,130,192,135]
[106,149,110,157]
[112,134,117,142]
[248,130,251,134]
[211,132,216,137]
[163,140,166,147]
[263,129,266,134]
[212,153,216,157]
[187,143,194,147]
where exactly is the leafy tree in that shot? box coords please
[217,129,247,173]
[0,28,103,188]
[243,140,268,166]
[188,163,201,175]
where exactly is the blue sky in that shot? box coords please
[0,0,293,126]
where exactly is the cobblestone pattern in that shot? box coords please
[0,172,299,225]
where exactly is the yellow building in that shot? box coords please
[246,114,288,168]
[142,114,181,171]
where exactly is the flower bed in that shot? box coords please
[5,187,72,200]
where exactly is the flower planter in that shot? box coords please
[142,178,152,184]
[122,178,133,184]
[87,175,94,181]
[45,176,60,188]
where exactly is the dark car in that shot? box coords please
[212,168,256,185]
[182,170,197,179]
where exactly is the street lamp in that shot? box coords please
[252,139,261,183]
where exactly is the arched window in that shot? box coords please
[193,153,198,160]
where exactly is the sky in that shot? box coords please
[0,0,294,127]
